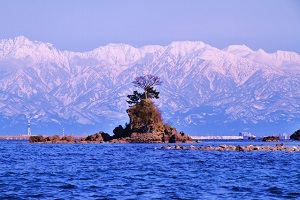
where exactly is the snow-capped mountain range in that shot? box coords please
[0,36,299,136]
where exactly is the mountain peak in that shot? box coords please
[274,50,300,63]
[169,41,207,49]
[165,41,208,57]
[0,36,62,62]
[256,49,266,54]
[0,35,31,48]
[224,44,253,53]
[12,36,39,48]
[14,35,30,42]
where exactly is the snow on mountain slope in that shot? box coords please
[0,36,299,135]
[225,44,300,67]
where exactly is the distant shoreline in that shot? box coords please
[0,135,86,140]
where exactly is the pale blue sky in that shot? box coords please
[0,0,299,53]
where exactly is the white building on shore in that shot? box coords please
[239,132,256,140]
[279,133,289,140]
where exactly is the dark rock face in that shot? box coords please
[29,131,111,144]
[29,135,75,143]
[129,132,162,143]
[29,135,46,143]
[45,135,60,142]
[85,132,104,142]
[61,136,75,143]
[165,127,191,143]
[84,131,111,142]
[101,132,112,142]
[78,131,112,143]
[262,136,279,142]
[290,129,300,140]
[113,125,130,139]
[236,145,245,152]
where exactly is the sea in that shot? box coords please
[0,140,300,200]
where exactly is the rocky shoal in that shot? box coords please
[161,144,300,152]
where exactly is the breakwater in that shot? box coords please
[0,135,86,140]
[191,135,243,140]
[161,144,300,152]
[0,135,31,140]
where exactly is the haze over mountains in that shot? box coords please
[0,36,299,136]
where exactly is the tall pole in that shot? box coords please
[27,118,31,136]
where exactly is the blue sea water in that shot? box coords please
[0,141,300,199]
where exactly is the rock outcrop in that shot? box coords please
[112,99,192,143]
[82,131,111,143]
[290,129,300,140]
[29,135,46,143]
[29,135,75,143]
[262,136,279,142]
[45,135,60,143]
[29,131,112,144]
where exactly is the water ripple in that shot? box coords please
[0,142,300,199]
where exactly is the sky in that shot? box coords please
[0,0,299,53]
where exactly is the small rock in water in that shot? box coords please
[236,145,244,152]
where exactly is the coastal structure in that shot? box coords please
[191,132,291,141]
[27,118,31,136]
[191,135,243,140]
[279,133,289,140]
[0,135,31,140]
[239,132,256,139]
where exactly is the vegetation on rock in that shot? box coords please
[127,74,162,106]
[132,74,162,100]
[113,74,192,143]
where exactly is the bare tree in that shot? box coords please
[132,74,163,99]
